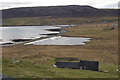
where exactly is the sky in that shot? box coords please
[0,0,119,10]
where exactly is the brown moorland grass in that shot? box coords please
[2,22,118,64]
[2,17,118,78]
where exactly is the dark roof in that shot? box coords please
[55,60,99,71]
[56,62,80,69]
[0,74,16,80]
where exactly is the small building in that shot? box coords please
[110,27,115,30]
[80,60,99,71]
[88,20,93,23]
[112,23,118,26]
[100,21,108,24]
[55,60,99,71]
[55,62,80,69]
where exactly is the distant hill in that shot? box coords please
[2,5,118,19]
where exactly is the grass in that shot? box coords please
[2,58,118,78]
[3,17,118,26]
[2,17,119,78]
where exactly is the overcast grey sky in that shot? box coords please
[0,0,119,10]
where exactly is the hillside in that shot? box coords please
[2,20,118,78]
[1,5,119,78]
[2,5,118,19]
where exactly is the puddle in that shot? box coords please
[25,36,91,45]
[55,25,75,27]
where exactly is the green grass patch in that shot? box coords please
[2,57,118,78]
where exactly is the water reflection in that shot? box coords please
[25,36,91,45]
[0,26,60,44]
[1,25,91,46]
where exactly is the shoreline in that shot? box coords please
[2,25,88,46]
[2,19,118,78]
[1,26,66,46]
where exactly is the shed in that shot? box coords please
[55,60,99,71]
[110,27,115,30]
[55,62,80,69]
[80,60,99,71]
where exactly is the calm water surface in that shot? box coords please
[0,26,60,44]
[25,36,91,45]
[0,25,91,45]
